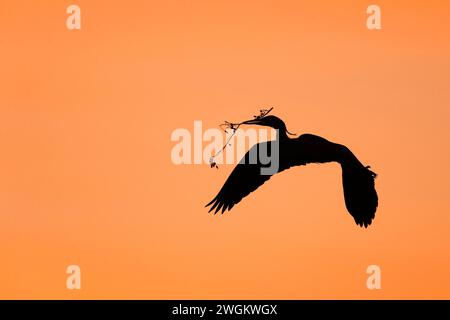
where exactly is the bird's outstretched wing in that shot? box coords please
[341,164,378,227]
[205,135,332,214]
[205,142,288,214]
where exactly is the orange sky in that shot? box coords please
[0,0,449,299]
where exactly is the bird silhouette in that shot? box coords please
[206,114,378,227]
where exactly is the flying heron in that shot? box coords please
[206,114,379,227]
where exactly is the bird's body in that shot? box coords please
[206,115,378,227]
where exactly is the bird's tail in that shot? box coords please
[341,164,378,228]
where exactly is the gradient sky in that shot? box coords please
[0,0,449,299]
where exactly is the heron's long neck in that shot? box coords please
[276,128,289,141]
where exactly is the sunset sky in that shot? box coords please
[0,0,449,299]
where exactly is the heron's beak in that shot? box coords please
[241,118,265,126]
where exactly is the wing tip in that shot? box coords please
[356,219,372,228]
[205,197,216,208]
[205,196,236,215]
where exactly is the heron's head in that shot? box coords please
[242,115,295,137]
